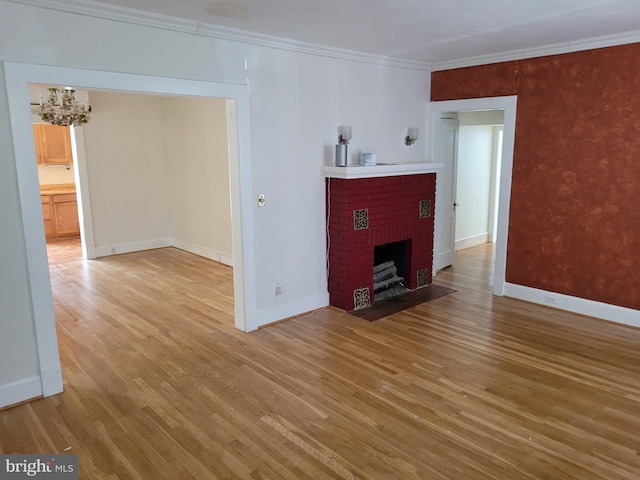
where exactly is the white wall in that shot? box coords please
[248,49,429,322]
[81,92,232,260]
[455,110,504,249]
[37,164,75,185]
[164,96,233,265]
[82,92,172,249]
[455,125,494,243]
[0,0,430,405]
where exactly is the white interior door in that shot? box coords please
[433,116,459,271]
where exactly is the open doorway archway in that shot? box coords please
[4,61,257,400]
[428,95,518,296]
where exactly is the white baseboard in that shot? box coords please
[455,233,489,251]
[504,283,640,328]
[173,241,233,267]
[95,238,173,257]
[0,376,42,409]
[258,293,329,327]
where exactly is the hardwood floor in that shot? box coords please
[2,244,640,479]
[46,236,82,265]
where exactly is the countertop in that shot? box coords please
[40,184,76,195]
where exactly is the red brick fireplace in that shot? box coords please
[324,164,440,311]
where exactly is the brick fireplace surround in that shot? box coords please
[324,164,441,312]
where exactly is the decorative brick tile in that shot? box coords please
[353,209,369,230]
[353,287,370,310]
[419,200,431,218]
[417,269,429,288]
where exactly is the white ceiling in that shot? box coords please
[40,0,640,65]
[93,0,640,64]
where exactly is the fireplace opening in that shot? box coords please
[373,240,410,302]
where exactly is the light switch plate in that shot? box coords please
[258,193,266,207]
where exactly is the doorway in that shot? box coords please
[428,96,517,297]
[29,116,84,264]
[455,111,504,250]
[5,62,256,400]
[33,87,236,270]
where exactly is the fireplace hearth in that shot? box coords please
[324,164,441,312]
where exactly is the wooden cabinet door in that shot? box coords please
[33,124,72,165]
[41,195,54,237]
[52,194,80,235]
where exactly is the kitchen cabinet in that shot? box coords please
[41,195,54,237]
[33,124,73,165]
[40,185,80,238]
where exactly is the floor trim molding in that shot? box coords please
[455,234,488,251]
[504,283,640,329]
[0,376,42,409]
[95,238,173,257]
[258,293,329,327]
[173,241,233,267]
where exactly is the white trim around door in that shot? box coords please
[428,95,518,296]
[3,61,258,401]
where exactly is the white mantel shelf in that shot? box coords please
[323,163,444,179]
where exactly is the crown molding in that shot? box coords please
[8,0,198,32]
[194,22,431,71]
[12,0,640,73]
[5,0,431,71]
[431,29,640,71]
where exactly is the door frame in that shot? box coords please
[70,124,96,260]
[4,61,257,398]
[428,95,517,295]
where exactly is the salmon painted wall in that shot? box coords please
[431,43,640,310]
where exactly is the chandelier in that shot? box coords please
[39,88,91,127]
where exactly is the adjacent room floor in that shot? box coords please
[1,243,639,479]
[45,236,82,265]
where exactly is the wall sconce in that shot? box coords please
[336,125,352,166]
[338,125,352,145]
[405,127,419,146]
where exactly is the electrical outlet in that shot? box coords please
[258,194,266,207]
[275,283,284,295]
[544,295,557,305]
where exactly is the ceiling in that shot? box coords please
[49,0,640,65]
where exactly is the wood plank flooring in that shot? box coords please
[46,236,82,265]
[2,244,640,479]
